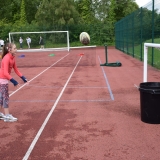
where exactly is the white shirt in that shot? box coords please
[19,38,23,43]
[0,40,4,45]
[26,38,31,43]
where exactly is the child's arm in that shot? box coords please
[13,62,27,83]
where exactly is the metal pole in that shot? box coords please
[140,7,143,61]
[151,0,155,66]
[143,43,148,82]
[105,44,108,63]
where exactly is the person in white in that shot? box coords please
[0,38,4,50]
[26,37,31,49]
[19,37,23,49]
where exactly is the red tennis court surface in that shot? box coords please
[1,46,160,160]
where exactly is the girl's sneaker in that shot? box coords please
[0,112,5,120]
[3,114,18,122]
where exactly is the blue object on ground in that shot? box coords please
[18,54,25,58]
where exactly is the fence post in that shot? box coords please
[152,0,155,66]
[140,7,143,61]
[132,12,135,57]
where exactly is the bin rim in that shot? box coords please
[140,82,160,86]
[139,87,160,94]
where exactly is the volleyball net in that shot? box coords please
[14,46,97,68]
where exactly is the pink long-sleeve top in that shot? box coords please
[0,53,22,80]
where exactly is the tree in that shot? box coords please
[107,0,116,24]
[106,0,117,42]
[0,0,20,23]
[92,0,110,22]
[25,0,41,24]
[0,0,40,24]
[114,0,139,22]
[35,0,52,27]
[20,0,27,24]
[35,0,80,26]
[75,0,95,24]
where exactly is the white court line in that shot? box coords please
[98,56,114,101]
[22,55,83,160]
[25,84,108,88]
[9,53,70,97]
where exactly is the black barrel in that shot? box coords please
[139,82,160,124]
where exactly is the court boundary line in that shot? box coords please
[10,99,112,102]
[24,85,109,88]
[10,84,111,102]
[22,54,83,160]
[98,56,114,100]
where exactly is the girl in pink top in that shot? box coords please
[0,43,27,122]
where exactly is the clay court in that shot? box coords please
[0,46,160,160]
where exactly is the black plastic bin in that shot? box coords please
[139,82,160,124]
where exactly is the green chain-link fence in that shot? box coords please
[115,0,160,69]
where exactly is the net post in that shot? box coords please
[104,44,108,63]
[100,44,122,67]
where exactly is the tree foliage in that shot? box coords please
[75,0,95,23]
[92,0,110,22]
[0,0,139,26]
[0,0,142,45]
[25,0,40,24]
[35,0,52,27]
[20,0,27,25]
[35,0,80,26]
[113,0,139,22]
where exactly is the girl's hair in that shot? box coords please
[2,43,14,59]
